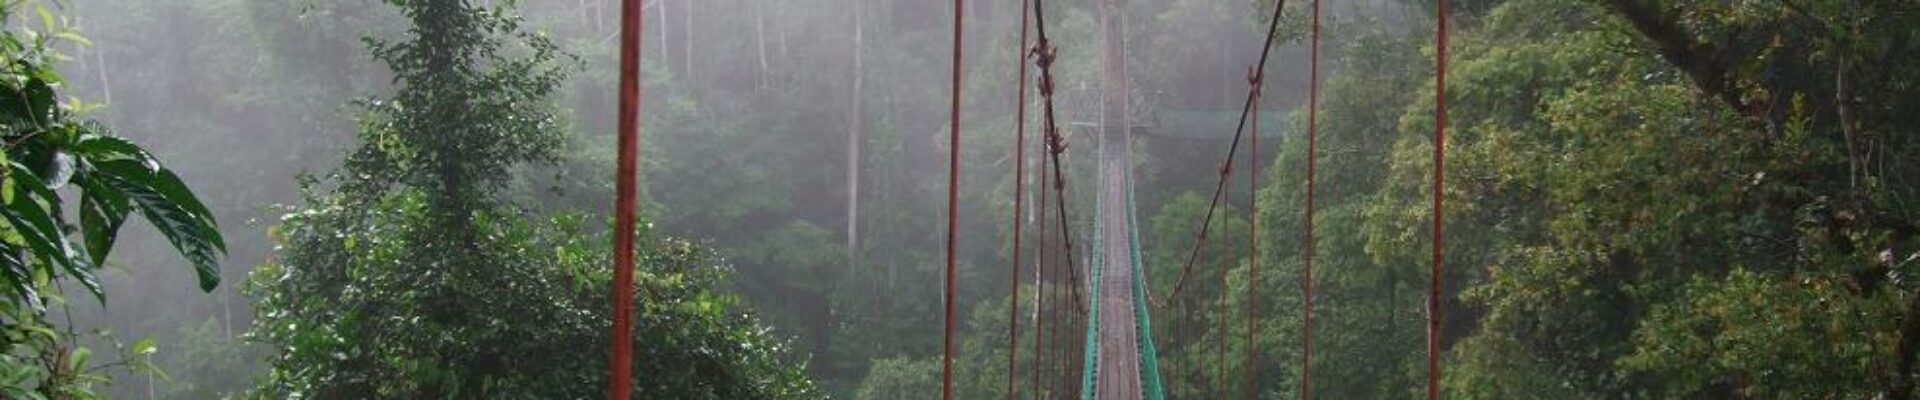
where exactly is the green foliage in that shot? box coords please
[244,0,817,398]
[247,190,817,398]
[1440,333,1590,399]
[343,0,570,215]
[853,357,939,399]
[1621,269,1894,397]
[145,318,253,400]
[1197,0,1920,397]
[0,7,224,303]
[0,2,227,398]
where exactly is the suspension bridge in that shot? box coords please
[1083,102,1165,399]
[602,0,1448,397]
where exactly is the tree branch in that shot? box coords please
[1594,0,1751,114]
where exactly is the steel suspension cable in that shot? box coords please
[1427,0,1449,397]
[1029,1,1095,394]
[1161,0,1290,305]
[1005,2,1032,398]
[1051,156,1086,314]
[1191,186,1220,399]
[607,0,642,397]
[1301,0,1322,396]
[941,0,962,397]
[1031,0,1086,317]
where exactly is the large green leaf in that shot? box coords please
[87,158,223,291]
[0,67,56,128]
[0,162,97,299]
[74,133,220,226]
[70,133,226,290]
[77,183,129,268]
[0,247,40,311]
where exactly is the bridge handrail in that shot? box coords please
[1127,160,1167,399]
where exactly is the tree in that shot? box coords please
[0,2,227,398]
[1252,0,1920,396]
[1576,0,1920,395]
[244,0,818,397]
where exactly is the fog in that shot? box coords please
[27,0,1914,398]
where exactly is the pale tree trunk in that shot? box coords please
[779,5,791,67]
[1220,36,1231,109]
[683,0,693,82]
[657,0,668,68]
[94,32,114,125]
[593,0,603,35]
[757,0,770,89]
[847,0,865,269]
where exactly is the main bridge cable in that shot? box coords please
[1031,1,1093,396]
[1031,0,1086,315]
[1156,0,1290,308]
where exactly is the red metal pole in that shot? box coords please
[1302,0,1321,397]
[1428,0,1449,397]
[1035,157,1050,398]
[1242,74,1260,400]
[1005,1,1031,398]
[1217,227,1229,399]
[942,0,963,398]
[609,0,643,397]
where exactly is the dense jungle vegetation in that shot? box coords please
[0,0,1912,398]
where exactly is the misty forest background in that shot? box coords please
[9,0,1916,398]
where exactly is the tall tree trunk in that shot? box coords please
[657,0,668,69]
[779,2,791,67]
[757,0,770,89]
[94,37,114,122]
[683,0,693,82]
[1220,36,1231,109]
[848,0,865,269]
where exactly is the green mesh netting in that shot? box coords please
[1082,161,1105,399]
[1127,168,1167,400]
[1078,147,1168,400]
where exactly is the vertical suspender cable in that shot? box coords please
[1055,222,1068,398]
[1216,214,1229,399]
[608,0,643,398]
[1045,195,1055,399]
[1242,78,1261,400]
[1005,2,1032,398]
[941,0,964,398]
[1427,0,1449,397]
[1301,0,1321,396]
[1035,160,1051,398]
[1052,238,1063,398]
